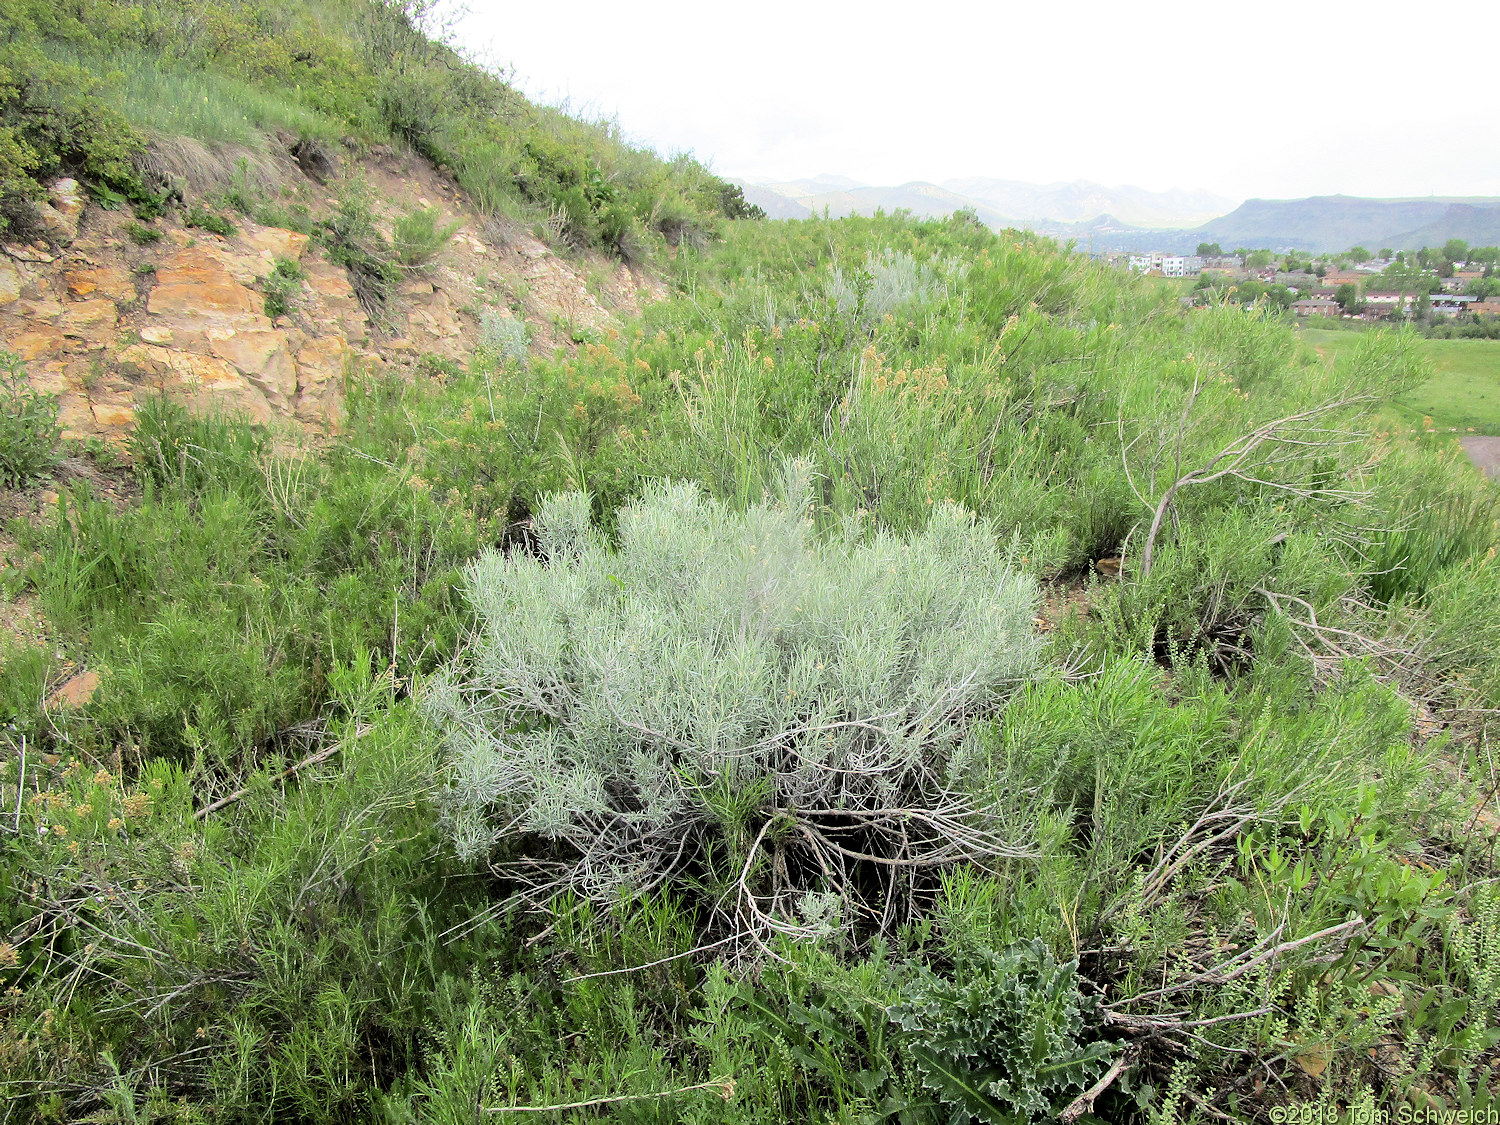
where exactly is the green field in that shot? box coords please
[1298,325,1500,434]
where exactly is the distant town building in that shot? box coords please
[1291,298,1340,317]
[1362,292,1418,318]
[1322,271,1364,289]
[1473,299,1500,317]
[1431,294,1479,316]
[1275,271,1318,293]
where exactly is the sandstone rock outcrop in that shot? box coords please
[0,146,662,444]
[37,179,87,245]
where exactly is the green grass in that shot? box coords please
[0,0,745,255]
[103,50,347,148]
[1300,324,1500,434]
[1296,324,1500,447]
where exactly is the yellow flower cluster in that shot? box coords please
[122,792,152,819]
[870,359,949,402]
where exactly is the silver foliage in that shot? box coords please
[428,461,1043,940]
[477,309,529,366]
[824,248,969,323]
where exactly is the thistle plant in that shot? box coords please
[889,940,1117,1124]
[427,461,1043,941]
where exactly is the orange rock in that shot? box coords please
[57,393,96,438]
[305,266,357,300]
[148,247,263,318]
[91,401,136,428]
[37,178,85,244]
[59,298,119,337]
[242,227,309,263]
[208,326,298,401]
[4,242,53,263]
[17,296,64,320]
[9,325,67,361]
[296,335,349,390]
[47,669,100,709]
[0,258,21,304]
[65,266,134,302]
[149,277,262,318]
[28,360,69,395]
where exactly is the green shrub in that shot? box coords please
[477,308,528,365]
[185,203,236,237]
[128,393,265,495]
[889,940,1117,1124]
[263,255,304,318]
[0,350,61,487]
[124,219,161,243]
[392,204,459,268]
[0,37,144,233]
[316,184,399,313]
[429,464,1042,928]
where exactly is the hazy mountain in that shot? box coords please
[795,182,1015,226]
[1191,196,1500,252]
[941,178,1234,228]
[740,175,1226,230]
[736,177,1500,255]
[738,182,813,220]
[762,173,865,196]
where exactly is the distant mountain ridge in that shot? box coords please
[732,176,1500,253]
[1190,195,1500,252]
[941,178,1233,228]
[737,175,1228,229]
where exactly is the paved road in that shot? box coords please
[1460,436,1500,479]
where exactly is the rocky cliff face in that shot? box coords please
[0,146,661,442]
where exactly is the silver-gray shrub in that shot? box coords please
[824,248,968,324]
[478,309,529,366]
[427,462,1043,937]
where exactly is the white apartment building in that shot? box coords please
[1128,253,1203,277]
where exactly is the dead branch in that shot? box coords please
[1059,1047,1137,1123]
[1108,917,1365,1008]
[192,726,369,820]
[1137,394,1374,579]
[561,935,737,984]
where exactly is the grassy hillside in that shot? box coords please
[4,209,1500,1122]
[0,0,756,257]
[4,10,1500,1123]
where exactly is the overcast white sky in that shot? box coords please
[449,0,1500,204]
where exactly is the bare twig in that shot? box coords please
[1136,394,1373,579]
[1109,918,1365,1007]
[193,739,344,821]
[561,935,737,983]
[1059,1047,1137,1123]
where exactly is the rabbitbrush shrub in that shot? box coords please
[429,463,1043,935]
